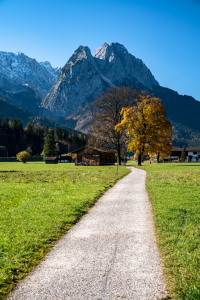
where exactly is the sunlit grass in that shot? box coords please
[0,162,130,300]
[138,163,200,299]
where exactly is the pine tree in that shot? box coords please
[181,146,186,162]
[1,117,11,155]
[0,146,7,157]
[44,126,49,137]
[43,131,56,159]
[2,117,10,133]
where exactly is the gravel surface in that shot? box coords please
[8,167,166,300]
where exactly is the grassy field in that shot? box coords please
[137,163,200,300]
[0,162,130,300]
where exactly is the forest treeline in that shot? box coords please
[0,117,87,157]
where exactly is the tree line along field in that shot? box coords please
[0,162,130,300]
[0,117,87,157]
[138,163,200,300]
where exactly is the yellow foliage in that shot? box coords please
[115,92,172,164]
[66,153,77,160]
[71,153,77,160]
[16,151,31,163]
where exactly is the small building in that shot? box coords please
[170,147,200,162]
[72,146,115,166]
[44,157,58,164]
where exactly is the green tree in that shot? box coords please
[43,131,56,159]
[181,146,186,162]
[16,151,31,163]
[0,146,7,157]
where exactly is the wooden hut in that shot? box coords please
[44,157,58,164]
[72,146,115,166]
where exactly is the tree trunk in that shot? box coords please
[117,147,121,165]
[157,152,160,163]
[138,154,142,166]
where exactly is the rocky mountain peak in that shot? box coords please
[62,45,93,69]
[0,51,61,98]
[93,42,159,89]
[93,43,109,60]
[41,42,159,122]
[93,42,127,60]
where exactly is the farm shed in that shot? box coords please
[44,157,58,164]
[72,146,115,166]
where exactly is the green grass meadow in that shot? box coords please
[137,162,200,300]
[0,162,130,300]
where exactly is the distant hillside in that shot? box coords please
[0,97,82,134]
[152,86,200,133]
[0,51,61,98]
[0,97,33,124]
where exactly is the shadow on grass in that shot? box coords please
[0,171,19,173]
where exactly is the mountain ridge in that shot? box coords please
[41,42,159,119]
[0,51,61,99]
[1,43,200,147]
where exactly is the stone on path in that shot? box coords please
[8,167,166,300]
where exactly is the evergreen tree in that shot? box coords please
[2,117,10,133]
[44,126,49,137]
[0,124,9,153]
[181,146,186,162]
[43,130,56,159]
[1,117,11,155]
[0,146,7,157]
[55,126,62,140]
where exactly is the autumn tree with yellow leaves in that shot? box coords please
[116,92,172,166]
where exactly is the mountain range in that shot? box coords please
[0,43,200,146]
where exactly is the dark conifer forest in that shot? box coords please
[0,117,87,157]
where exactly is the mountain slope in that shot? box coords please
[41,43,159,119]
[0,51,61,98]
[0,97,81,133]
[93,42,159,88]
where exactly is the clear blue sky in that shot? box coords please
[0,0,200,100]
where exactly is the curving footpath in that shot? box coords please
[8,167,166,300]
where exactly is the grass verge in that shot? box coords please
[137,163,200,299]
[0,162,130,300]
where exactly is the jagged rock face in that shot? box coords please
[42,46,109,119]
[93,43,159,88]
[42,43,159,119]
[0,51,61,98]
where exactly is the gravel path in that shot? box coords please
[8,167,166,300]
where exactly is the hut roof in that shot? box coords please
[171,147,200,152]
[72,146,116,154]
[44,157,58,161]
